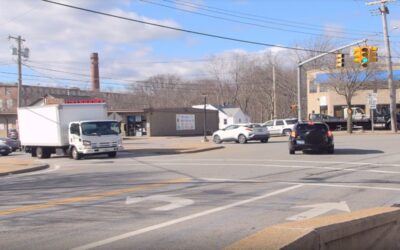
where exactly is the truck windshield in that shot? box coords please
[81,121,120,136]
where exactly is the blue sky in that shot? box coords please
[0,0,399,92]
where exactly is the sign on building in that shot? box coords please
[367,93,378,109]
[176,114,195,130]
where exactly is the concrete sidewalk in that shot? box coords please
[122,136,224,155]
[0,155,49,177]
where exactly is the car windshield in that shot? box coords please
[81,121,120,136]
[296,124,328,133]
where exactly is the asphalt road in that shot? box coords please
[1,133,400,250]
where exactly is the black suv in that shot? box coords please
[289,121,334,154]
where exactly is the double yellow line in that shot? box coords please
[0,178,188,217]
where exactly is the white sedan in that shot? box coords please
[212,123,270,144]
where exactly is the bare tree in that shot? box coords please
[326,64,378,133]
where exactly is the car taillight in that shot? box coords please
[290,131,296,137]
[245,128,253,131]
[327,130,333,137]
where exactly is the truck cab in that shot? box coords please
[343,107,368,120]
[69,120,123,160]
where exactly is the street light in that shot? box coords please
[202,94,209,142]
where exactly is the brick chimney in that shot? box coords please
[90,52,100,91]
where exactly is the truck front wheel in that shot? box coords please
[71,147,82,160]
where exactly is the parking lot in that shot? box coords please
[1,132,400,249]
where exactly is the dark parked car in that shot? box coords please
[289,121,334,154]
[0,142,12,156]
[0,137,21,151]
[8,129,18,140]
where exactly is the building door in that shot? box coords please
[127,115,147,136]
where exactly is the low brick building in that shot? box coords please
[0,84,219,137]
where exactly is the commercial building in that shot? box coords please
[306,65,400,118]
[0,84,219,137]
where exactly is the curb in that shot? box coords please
[122,146,224,155]
[0,164,50,177]
[177,146,224,154]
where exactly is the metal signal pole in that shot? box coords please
[296,39,367,120]
[367,0,397,132]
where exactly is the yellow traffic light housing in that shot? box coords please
[360,46,369,67]
[369,46,378,62]
[353,47,362,64]
[335,53,344,68]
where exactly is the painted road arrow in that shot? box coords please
[286,201,350,221]
[125,195,194,211]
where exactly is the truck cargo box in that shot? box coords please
[18,104,108,147]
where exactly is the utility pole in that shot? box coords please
[296,39,367,120]
[272,64,276,119]
[8,35,28,108]
[202,94,208,142]
[366,0,397,132]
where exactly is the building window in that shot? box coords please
[6,99,13,109]
[309,80,317,93]
[320,105,328,115]
[223,119,227,125]
[334,105,345,118]
[0,100,3,110]
[5,88,12,96]
[319,83,328,93]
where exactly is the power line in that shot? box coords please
[41,0,343,54]
[166,0,381,35]
[141,0,378,40]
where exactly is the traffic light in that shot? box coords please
[353,47,362,64]
[369,46,378,62]
[360,46,369,67]
[335,53,344,68]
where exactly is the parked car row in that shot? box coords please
[212,119,335,155]
[0,137,21,152]
[0,132,21,156]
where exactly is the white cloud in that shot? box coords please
[0,0,184,90]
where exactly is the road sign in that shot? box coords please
[367,93,378,109]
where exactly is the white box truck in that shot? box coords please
[18,103,123,160]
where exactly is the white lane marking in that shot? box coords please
[139,158,400,168]
[287,201,350,221]
[200,178,259,183]
[125,194,194,211]
[282,182,400,192]
[71,184,303,250]
[148,162,400,175]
